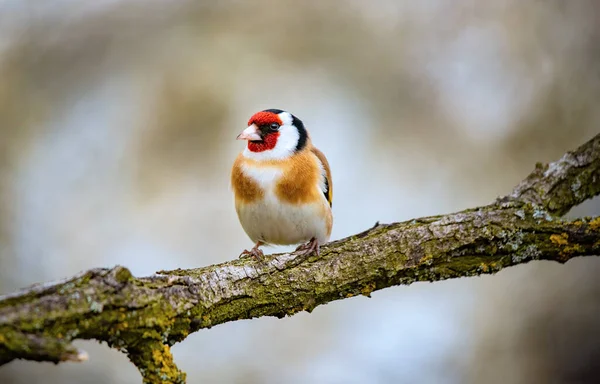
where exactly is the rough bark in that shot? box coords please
[1,133,600,384]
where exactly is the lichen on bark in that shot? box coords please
[1,133,600,383]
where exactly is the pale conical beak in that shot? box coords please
[236,124,262,141]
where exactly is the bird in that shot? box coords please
[231,109,333,259]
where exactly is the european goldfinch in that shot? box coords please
[231,109,333,259]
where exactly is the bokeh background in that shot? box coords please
[1,1,600,383]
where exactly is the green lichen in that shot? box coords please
[89,301,104,313]
[115,267,134,284]
[419,254,434,266]
[532,207,553,222]
[512,244,542,263]
[514,210,526,219]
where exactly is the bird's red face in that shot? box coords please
[237,109,307,160]
[237,111,283,153]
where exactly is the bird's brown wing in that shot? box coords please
[311,147,333,207]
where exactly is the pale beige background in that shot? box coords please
[1,1,599,383]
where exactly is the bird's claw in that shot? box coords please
[239,247,264,260]
[295,238,320,257]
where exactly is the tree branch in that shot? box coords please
[508,133,600,216]
[1,134,600,383]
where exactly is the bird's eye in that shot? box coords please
[270,123,280,131]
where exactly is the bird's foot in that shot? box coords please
[239,242,264,260]
[295,237,320,256]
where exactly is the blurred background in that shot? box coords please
[1,0,600,383]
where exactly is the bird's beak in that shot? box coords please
[236,124,262,141]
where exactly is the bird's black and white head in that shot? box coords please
[236,109,308,161]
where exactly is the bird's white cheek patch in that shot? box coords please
[242,120,299,161]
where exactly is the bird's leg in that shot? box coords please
[295,237,320,256]
[240,241,264,260]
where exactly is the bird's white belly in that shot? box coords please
[237,196,329,246]
[235,162,330,246]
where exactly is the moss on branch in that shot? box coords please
[1,133,600,383]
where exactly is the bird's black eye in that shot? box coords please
[270,123,280,131]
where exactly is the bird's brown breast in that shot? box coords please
[231,145,333,242]
[232,145,329,206]
[275,149,323,205]
[231,154,264,204]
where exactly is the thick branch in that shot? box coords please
[1,133,600,383]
